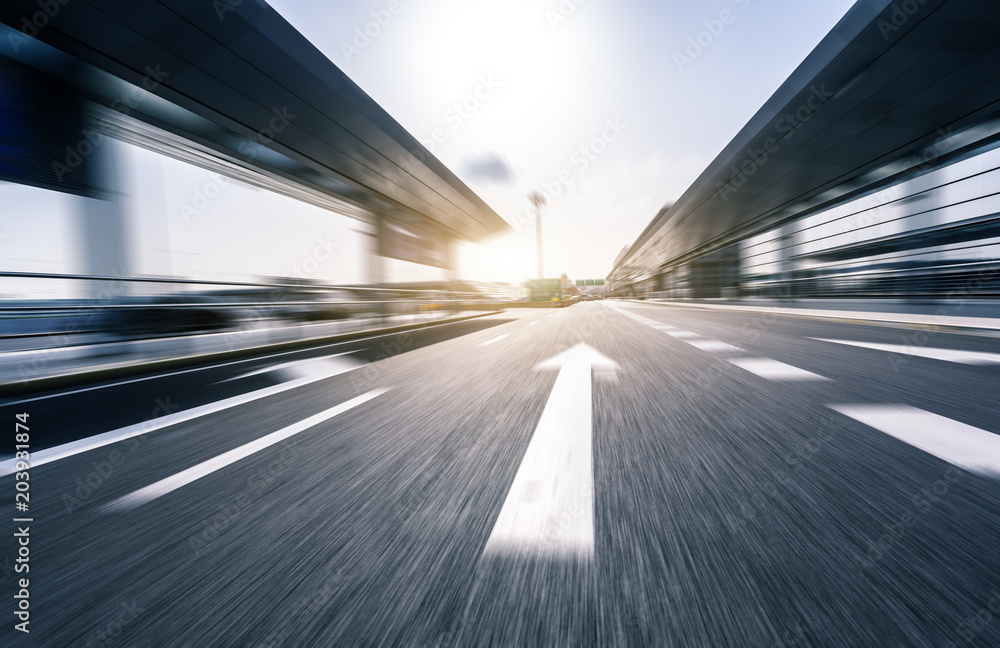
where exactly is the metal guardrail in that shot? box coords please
[0,271,497,292]
[0,272,509,344]
[0,300,493,311]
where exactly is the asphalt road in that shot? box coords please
[2,301,1000,647]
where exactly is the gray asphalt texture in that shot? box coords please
[3,301,1000,647]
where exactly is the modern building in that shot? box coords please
[607,0,1000,301]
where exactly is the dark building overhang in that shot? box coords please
[610,0,1000,283]
[0,0,509,243]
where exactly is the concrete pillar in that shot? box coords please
[79,192,129,302]
[776,223,797,299]
[445,239,460,283]
[356,222,384,285]
[70,109,132,303]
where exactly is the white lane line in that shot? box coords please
[220,352,356,382]
[830,405,1000,476]
[611,303,728,344]
[812,338,1000,365]
[0,355,366,476]
[606,306,658,325]
[101,389,388,512]
[480,334,510,347]
[665,331,702,339]
[728,358,829,381]
[637,319,664,328]
[528,321,539,327]
[687,340,743,353]
[484,344,616,559]
[2,347,365,407]
[2,310,485,406]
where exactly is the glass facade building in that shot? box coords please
[740,143,1000,299]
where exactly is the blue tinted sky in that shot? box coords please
[267,0,858,282]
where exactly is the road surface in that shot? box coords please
[3,301,1000,647]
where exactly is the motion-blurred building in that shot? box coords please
[608,0,1000,301]
[0,0,509,347]
[0,0,507,300]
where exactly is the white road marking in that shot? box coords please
[638,318,663,327]
[0,355,367,476]
[610,302,712,340]
[480,334,510,347]
[812,338,1000,365]
[484,343,617,559]
[2,310,486,405]
[529,321,539,327]
[606,305,659,325]
[101,389,388,512]
[665,331,702,339]
[728,358,828,381]
[687,340,743,353]
[220,352,357,382]
[830,405,1000,476]
[3,346,365,406]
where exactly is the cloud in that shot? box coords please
[461,153,516,183]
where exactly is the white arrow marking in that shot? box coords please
[483,343,617,560]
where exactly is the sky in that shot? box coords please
[265,0,859,283]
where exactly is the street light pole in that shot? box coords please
[529,191,546,279]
